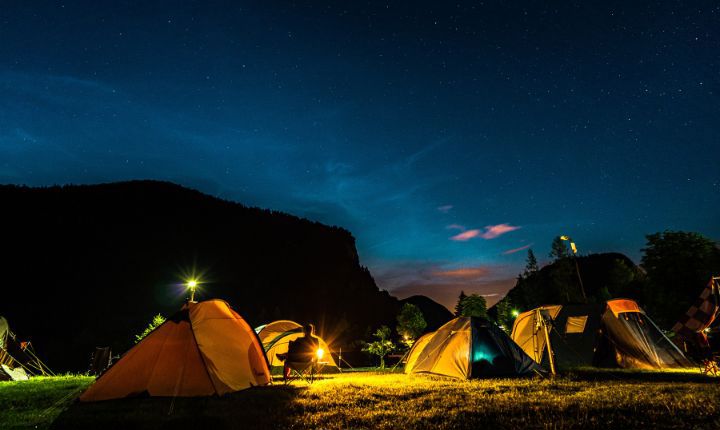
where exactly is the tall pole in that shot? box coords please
[561,236,586,302]
[573,257,586,301]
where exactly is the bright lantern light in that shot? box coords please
[316,348,325,360]
[187,279,198,288]
[511,309,520,318]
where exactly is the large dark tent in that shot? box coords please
[405,317,541,379]
[511,299,692,370]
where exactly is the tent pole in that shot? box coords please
[539,309,556,376]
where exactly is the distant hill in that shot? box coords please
[400,295,454,332]
[490,252,647,326]
[0,181,413,371]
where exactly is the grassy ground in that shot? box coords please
[0,375,93,429]
[2,369,719,429]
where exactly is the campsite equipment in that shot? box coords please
[80,299,271,401]
[404,317,541,379]
[511,299,692,370]
[0,316,53,380]
[255,320,337,368]
[88,347,113,376]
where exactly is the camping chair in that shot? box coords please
[280,339,329,384]
[283,358,327,384]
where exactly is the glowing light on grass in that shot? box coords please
[511,309,520,318]
[316,348,325,360]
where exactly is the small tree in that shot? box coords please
[363,326,395,368]
[460,294,488,319]
[396,303,426,348]
[135,314,166,343]
[549,236,570,261]
[524,249,539,277]
[494,297,515,330]
[454,290,467,317]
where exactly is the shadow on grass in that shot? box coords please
[50,385,304,430]
[562,367,718,384]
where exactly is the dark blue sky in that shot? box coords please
[2,1,719,309]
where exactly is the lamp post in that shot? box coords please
[187,279,198,302]
[560,235,587,301]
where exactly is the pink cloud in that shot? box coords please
[479,223,521,239]
[449,223,521,241]
[432,267,491,279]
[502,243,534,255]
[450,229,481,241]
[437,205,453,213]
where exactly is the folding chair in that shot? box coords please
[284,358,327,384]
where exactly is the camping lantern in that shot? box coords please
[316,347,325,360]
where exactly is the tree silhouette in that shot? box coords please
[459,294,488,319]
[454,291,467,317]
[524,249,539,277]
[549,236,569,260]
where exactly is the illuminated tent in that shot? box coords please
[80,300,271,402]
[404,317,541,379]
[255,320,337,367]
[511,299,692,370]
[0,316,52,380]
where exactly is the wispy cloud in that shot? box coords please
[502,243,533,255]
[450,229,481,241]
[433,267,491,279]
[480,223,521,239]
[450,223,521,241]
[437,204,453,213]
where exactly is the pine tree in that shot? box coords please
[549,236,569,261]
[524,248,539,277]
[454,290,467,316]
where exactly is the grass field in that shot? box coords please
[1,369,719,429]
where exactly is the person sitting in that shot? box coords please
[283,324,320,379]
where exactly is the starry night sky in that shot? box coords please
[2,1,719,309]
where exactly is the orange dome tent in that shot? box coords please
[80,299,271,402]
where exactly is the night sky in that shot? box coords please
[2,1,719,309]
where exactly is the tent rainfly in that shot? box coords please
[511,299,693,370]
[80,299,271,402]
[404,317,541,379]
[255,320,337,368]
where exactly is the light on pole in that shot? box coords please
[560,235,586,301]
[187,279,199,302]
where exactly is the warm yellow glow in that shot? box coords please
[187,279,198,288]
[560,235,570,241]
[511,309,520,318]
[316,348,325,360]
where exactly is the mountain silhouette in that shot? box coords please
[0,181,447,371]
[399,295,454,332]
